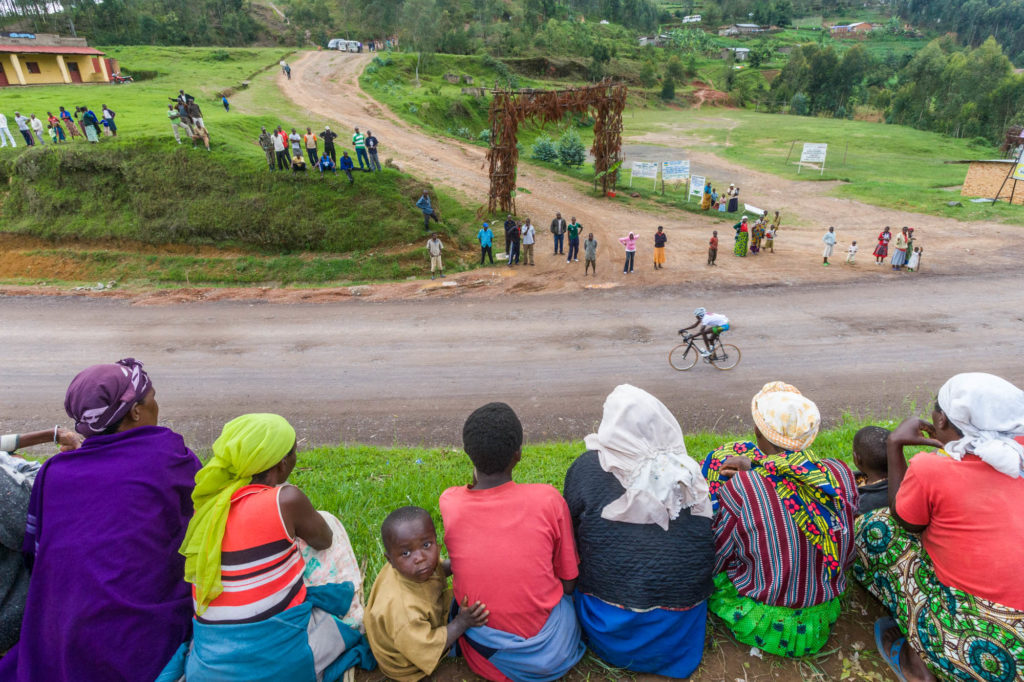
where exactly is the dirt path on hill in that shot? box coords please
[273,50,1017,301]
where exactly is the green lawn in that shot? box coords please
[0,47,481,286]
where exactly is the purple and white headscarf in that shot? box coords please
[64,358,153,436]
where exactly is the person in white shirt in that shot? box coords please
[521,219,536,266]
[822,226,837,266]
[288,128,302,155]
[679,307,730,356]
[29,115,46,145]
[272,130,289,170]
[14,112,33,146]
[426,232,444,279]
[0,113,16,147]
[846,241,858,264]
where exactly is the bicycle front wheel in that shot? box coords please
[669,343,699,371]
[710,343,741,370]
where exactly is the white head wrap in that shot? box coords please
[937,373,1024,478]
[584,385,712,530]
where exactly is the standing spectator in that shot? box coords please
[339,151,355,184]
[873,226,891,265]
[352,127,369,171]
[46,124,57,144]
[29,114,46,145]
[257,127,275,170]
[284,64,292,80]
[521,219,536,266]
[46,112,65,142]
[846,241,858,265]
[733,217,748,257]
[81,108,101,143]
[303,127,319,166]
[59,107,78,140]
[764,223,775,253]
[280,59,288,74]
[221,96,229,112]
[550,212,567,255]
[186,100,204,131]
[477,223,494,265]
[275,125,288,148]
[272,129,289,170]
[890,227,909,271]
[822,226,836,266]
[566,216,582,263]
[101,105,117,136]
[317,153,337,176]
[708,230,718,266]
[502,214,516,254]
[727,185,740,213]
[175,102,193,137]
[13,112,33,146]
[653,226,667,270]
[908,246,922,272]
[506,221,521,266]
[288,128,302,157]
[0,112,15,147]
[427,233,444,279]
[320,126,337,164]
[771,210,782,233]
[73,106,87,138]
[583,233,597,275]
[619,232,637,274]
[416,190,440,230]
[365,130,381,171]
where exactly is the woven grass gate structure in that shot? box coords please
[485,81,627,214]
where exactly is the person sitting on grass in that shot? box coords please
[339,151,355,184]
[701,382,858,659]
[856,373,1024,682]
[365,506,489,682]
[851,425,890,516]
[564,385,714,679]
[679,307,729,357]
[290,152,307,172]
[171,413,374,681]
[318,153,337,176]
[439,403,584,682]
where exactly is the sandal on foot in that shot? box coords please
[875,617,908,682]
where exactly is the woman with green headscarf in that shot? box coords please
[163,414,375,682]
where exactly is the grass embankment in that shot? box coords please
[0,47,480,287]
[286,415,898,680]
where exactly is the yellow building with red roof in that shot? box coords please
[0,31,114,86]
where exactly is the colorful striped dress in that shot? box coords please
[195,484,306,625]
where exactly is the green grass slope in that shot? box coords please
[0,47,480,286]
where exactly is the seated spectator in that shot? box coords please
[172,413,374,681]
[0,427,82,653]
[339,151,355,184]
[439,403,584,682]
[0,359,201,682]
[857,373,1024,682]
[564,385,713,678]
[702,382,857,658]
[852,425,890,515]
[365,506,488,681]
[291,153,307,172]
[318,153,337,175]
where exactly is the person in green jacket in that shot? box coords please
[566,217,583,263]
[352,127,369,171]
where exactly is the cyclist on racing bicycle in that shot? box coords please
[679,307,730,356]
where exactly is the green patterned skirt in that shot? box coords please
[854,508,1024,682]
[708,573,841,658]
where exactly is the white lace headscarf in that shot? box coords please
[584,384,712,530]
[937,373,1024,478]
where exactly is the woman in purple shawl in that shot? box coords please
[0,358,201,682]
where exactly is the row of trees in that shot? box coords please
[893,0,1024,65]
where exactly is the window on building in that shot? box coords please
[25,61,41,74]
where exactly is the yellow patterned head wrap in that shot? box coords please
[180,413,297,614]
[751,381,820,452]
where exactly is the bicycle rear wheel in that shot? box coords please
[710,343,741,370]
[669,343,699,370]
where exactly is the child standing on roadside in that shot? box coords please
[583,233,597,275]
[764,225,775,253]
[846,241,858,264]
[708,230,718,266]
[365,506,489,682]
[906,247,921,272]
[653,226,667,270]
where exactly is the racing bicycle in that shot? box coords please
[669,331,741,371]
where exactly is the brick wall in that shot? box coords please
[960,161,1024,205]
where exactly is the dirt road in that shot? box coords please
[3,271,1022,447]
[277,51,1017,296]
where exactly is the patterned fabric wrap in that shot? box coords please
[297,511,365,631]
[708,572,840,658]
[704,441,846,578]
[854,508,1024,682]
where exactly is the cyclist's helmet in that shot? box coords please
[694,307,706,318]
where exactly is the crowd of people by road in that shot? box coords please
[255,123,382,180]
[1,359,1021,682]
[0,105,117,148]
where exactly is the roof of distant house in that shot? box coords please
[0,44,104,55]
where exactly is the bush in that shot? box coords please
[557,129,586,168]
[531,135,559,162]
[661,78,676,101]
[207,49,231,61]
[790,92,809,116]
[478,129,491,143]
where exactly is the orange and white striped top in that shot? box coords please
[195,484,307,624]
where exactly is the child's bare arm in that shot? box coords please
[441,558,452,577]
[561,578,577,595]
[446,596,489,647]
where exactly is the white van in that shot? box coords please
[327,39,361,52]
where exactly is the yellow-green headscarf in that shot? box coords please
[180,413,297,614]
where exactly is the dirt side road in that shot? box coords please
[3,272,1021,447]
[276,51,1017,298]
